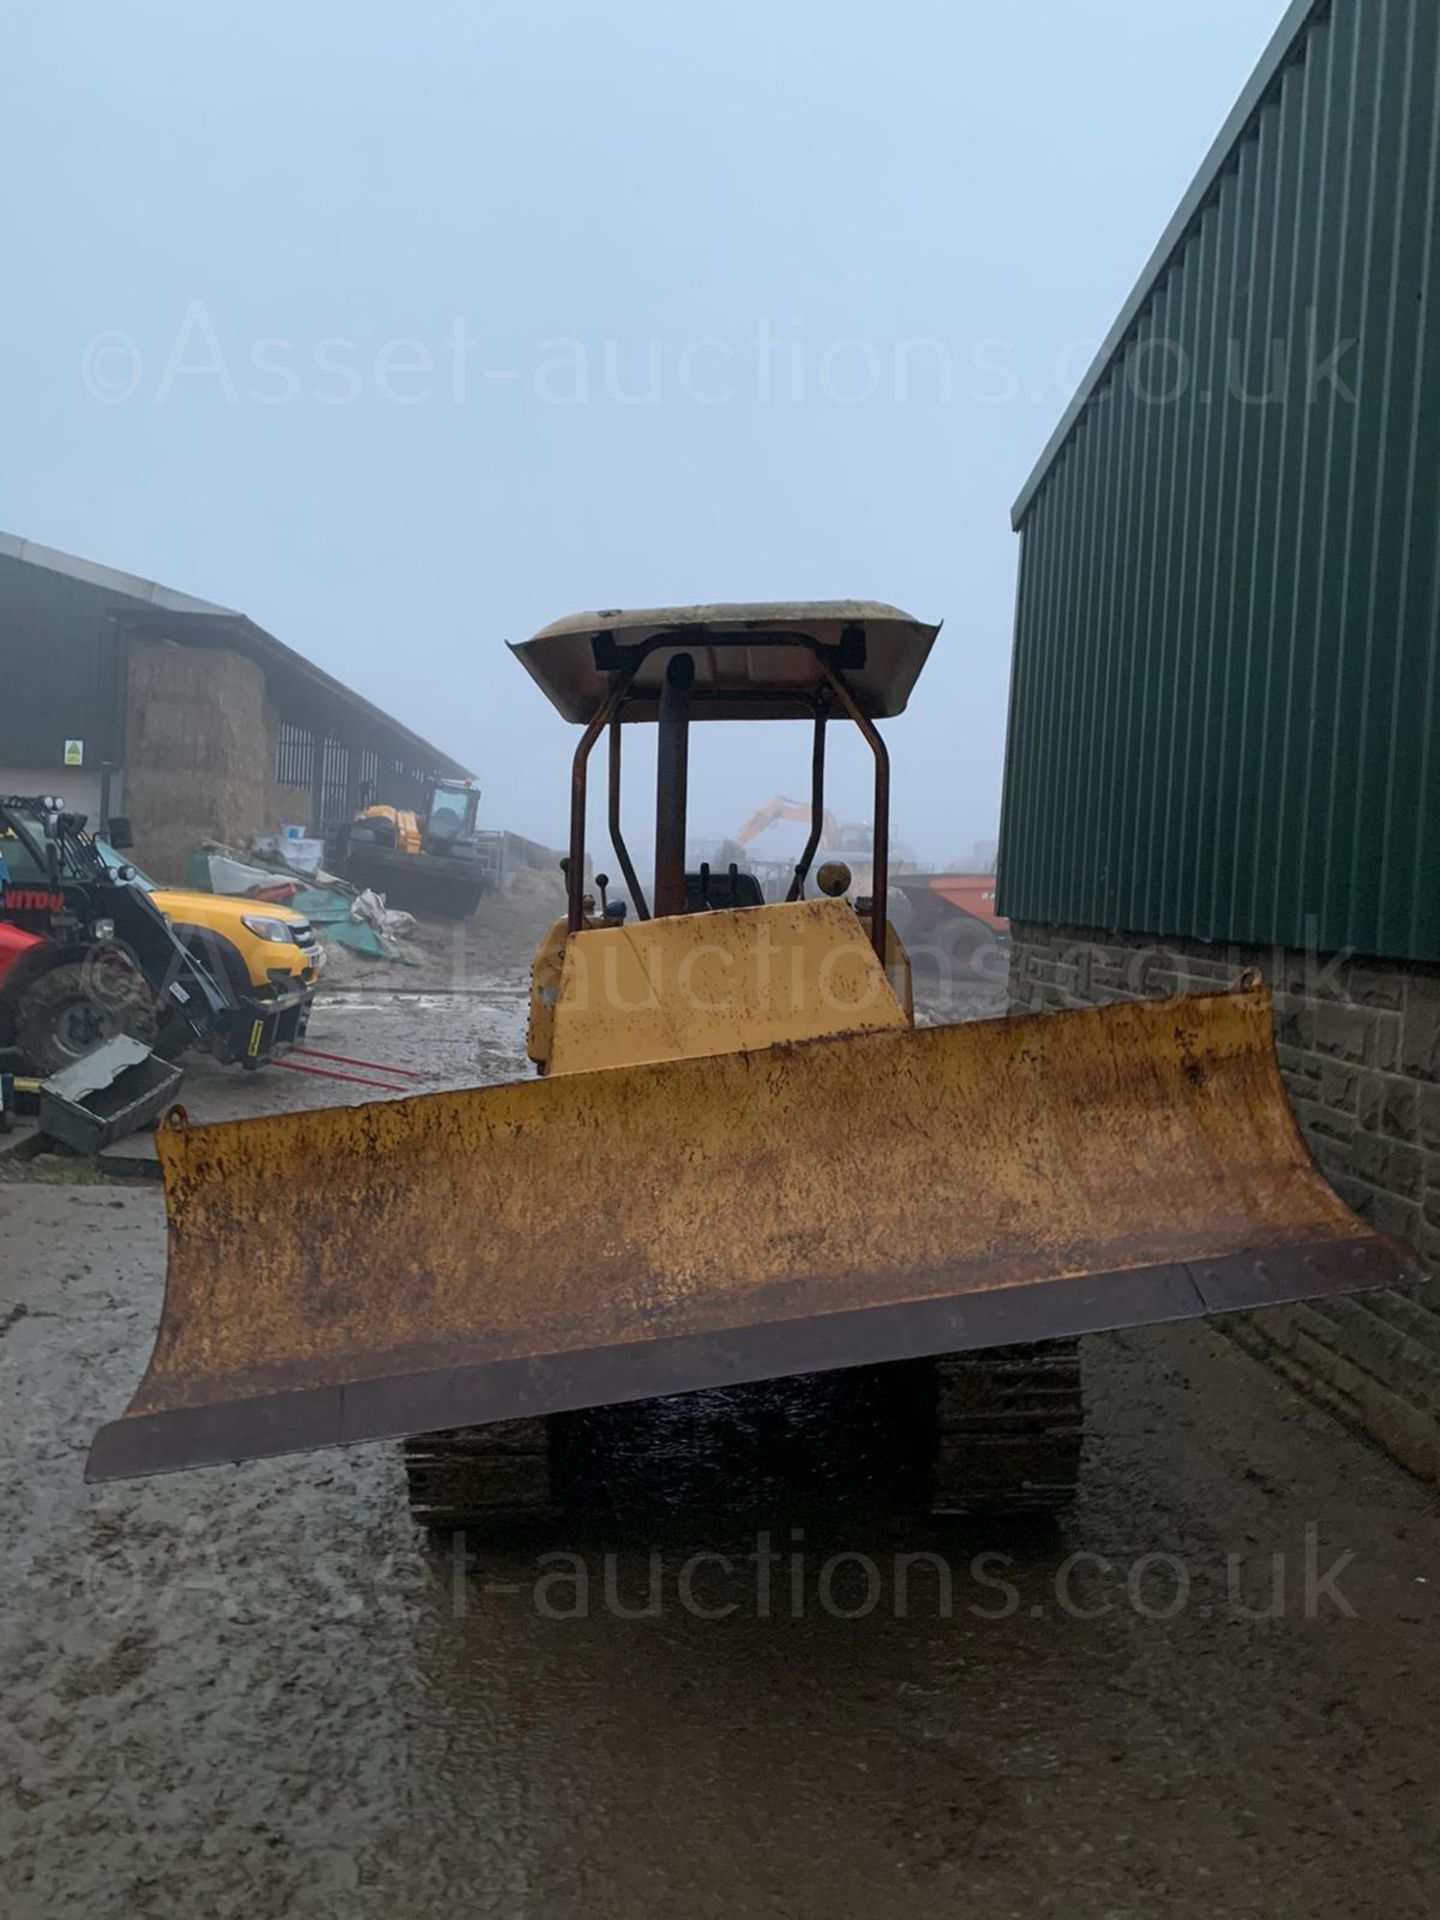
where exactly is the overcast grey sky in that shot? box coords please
[3,0,1288,865]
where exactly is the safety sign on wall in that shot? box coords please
[63,739,84,766]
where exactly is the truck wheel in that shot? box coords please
[14,961,159,1076]
[926,1339,1083,1517]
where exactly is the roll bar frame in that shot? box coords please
[566,629,890,959]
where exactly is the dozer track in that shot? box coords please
[403,1341,1084,1534]
[403,1418,557,1531]
[928,1340,1083,1517]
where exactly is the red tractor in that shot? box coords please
[0,795,228,1075]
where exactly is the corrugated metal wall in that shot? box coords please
[0,552,130,768]
[998,0,1440,962]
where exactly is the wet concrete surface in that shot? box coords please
[105,982,534,1152]
[4,947,1440,1915]
[81,982,533,1176]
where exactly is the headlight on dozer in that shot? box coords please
[241,914,297,944]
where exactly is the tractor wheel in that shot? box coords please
[13,960,159,1076]
[404,1419,559,1533]
[925,1339,1083,1518]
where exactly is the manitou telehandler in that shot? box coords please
[89,604,1412,1522]
[0,796,317,1074]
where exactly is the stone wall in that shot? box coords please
[123,641,297,883]
[1008,922,1440,1482]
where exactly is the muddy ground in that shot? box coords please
[3,900,1439,1918]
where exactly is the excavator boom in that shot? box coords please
[735,794,842,850]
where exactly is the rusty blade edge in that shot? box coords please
[85,1233,1414,1483]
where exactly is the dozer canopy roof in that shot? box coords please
[509,600,939,723]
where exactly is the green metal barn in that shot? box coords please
[998,0,1440,1479]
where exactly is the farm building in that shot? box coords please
[0,530,469,882]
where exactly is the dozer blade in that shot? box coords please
[88,987,1413,1481]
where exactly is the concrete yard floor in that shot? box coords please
[5,985,536,1184]
[4,950,1440,1917]
[6,1197,1440,1916]
[92,978,534,1168]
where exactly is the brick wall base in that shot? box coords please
[1008,923,1440,1483]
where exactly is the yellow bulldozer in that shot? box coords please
[88,602,1413,1522]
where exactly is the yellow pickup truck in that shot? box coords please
[95,841,324,1063]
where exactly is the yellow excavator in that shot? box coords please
[731,795,886,900]
[735,793,846,854]
[88,602,1413,1521]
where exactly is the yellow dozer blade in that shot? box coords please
[87,986,1411,1481]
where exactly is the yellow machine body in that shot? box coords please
[530,897,905,1076]
[88,979,1409,1480]
[358,805,422,855]
[85,603,1413,1485]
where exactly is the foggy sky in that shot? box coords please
[3,0,1287,867]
